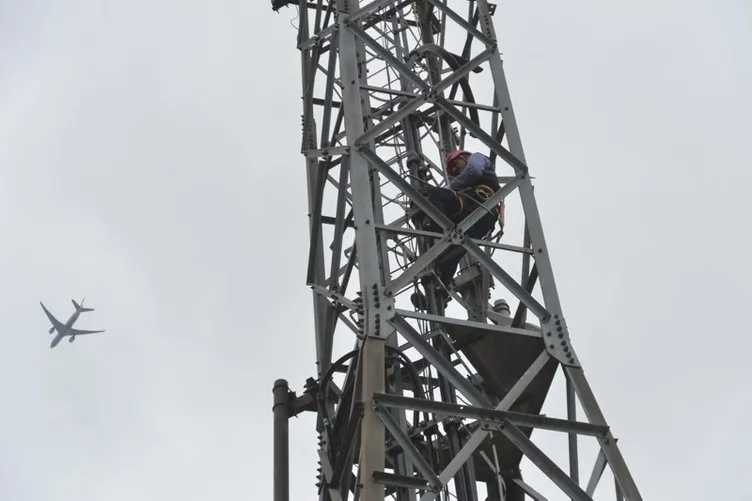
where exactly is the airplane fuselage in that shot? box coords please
[50,311,81,348]
[41,299,104,349]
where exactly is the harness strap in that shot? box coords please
[472,184,495,201]
[457,184,504,228]
[449,192,464,218]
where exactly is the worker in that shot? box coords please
[411,149,504,310]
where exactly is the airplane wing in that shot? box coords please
[67,328,105,336]
[40,302,66,332]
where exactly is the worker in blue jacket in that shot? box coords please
[411,150,504,310]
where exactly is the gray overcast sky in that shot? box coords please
[1,0,750,500]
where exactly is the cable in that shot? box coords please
[289,5,299,29]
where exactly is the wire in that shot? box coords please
[289,5,299,29]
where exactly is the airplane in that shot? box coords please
[40,298,105,348]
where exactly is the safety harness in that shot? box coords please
[450,183,505,231]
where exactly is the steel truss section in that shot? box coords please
[274,0,642,500]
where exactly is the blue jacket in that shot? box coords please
[449,152,496,192]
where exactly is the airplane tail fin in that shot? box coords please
[72,298,94,313]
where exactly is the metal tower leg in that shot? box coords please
[273,379,291,501]
[272,0,643,500]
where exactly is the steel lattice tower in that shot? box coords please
[270,1,642,500]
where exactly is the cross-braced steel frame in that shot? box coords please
[271,1,642,500]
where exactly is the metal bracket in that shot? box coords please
[305,145,351,159]
[541,314,579,367]
[447,228,464,245]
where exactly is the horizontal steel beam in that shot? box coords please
[394,308,541,340]
[372,394,609,437]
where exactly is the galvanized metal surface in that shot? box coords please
[273,0,642,499]
[273,379,291,501]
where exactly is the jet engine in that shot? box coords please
[49,327,55,334]
[69,336,76,343]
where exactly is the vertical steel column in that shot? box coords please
[359,337,386,501]
[414,0,453,158]
[273,379,291,501]
[335,0,389,500]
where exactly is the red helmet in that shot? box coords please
[445,150,470,175]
